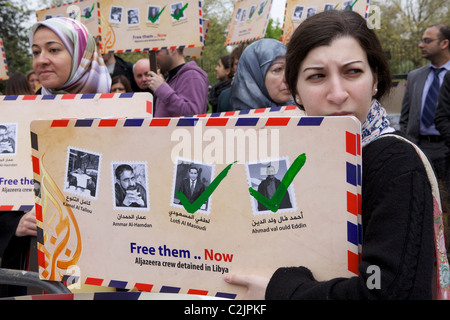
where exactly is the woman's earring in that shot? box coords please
[374,88,378,95]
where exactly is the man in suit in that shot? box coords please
[257,165,292,212]
[400,24,450,183]
[178,166,206,204]
[435,70,450,206]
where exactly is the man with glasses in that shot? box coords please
[400,24,450,193]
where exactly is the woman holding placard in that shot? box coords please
[30,17,111,94]
[225,10,449,300]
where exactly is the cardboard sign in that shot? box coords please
[281,0,370,44]
[0,93,153,211]
[31,115,362,298]
[225,0,273,46]
[183,19,209,59]
[36,0,100,38]
[35,0,204,53]
[99,0,204,53]
[0,38,8,81]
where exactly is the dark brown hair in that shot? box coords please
[5,72,34,95]
[111,75,132,92]
[285,10,391,104]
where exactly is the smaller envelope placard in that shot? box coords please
[225,0,273,46]
[281,0,370,44]
[0,38,9,81]
[0,93,153,211]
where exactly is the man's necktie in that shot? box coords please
[422,67,445,128]
[191,181,195,195]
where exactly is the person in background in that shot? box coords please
[225,10,448,300]
[26,70,40,93]
[434,70,450,217]
[146,48,209,117]
[217,44,246,113]
[110,75,133,93]
[30,17,111,94]
[208,55,233,113]
[230,38,294,110]
[133,58,152,92]
[101,51,139,91]
[400,24,450,195]
[5,72,34,95]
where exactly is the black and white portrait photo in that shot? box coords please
[64,147,101,199]
[246,158,296,215]
[171,2,186,20]
[172,160,214,214]
[235,8,242,21]
[306,7,317,18]
[0,123,17,155]
[109,6,123,24]
[127,8,140,25]
[292,6,304,20]
[324,3,335,11]
[147,5,161,23]
[112,162,149,210]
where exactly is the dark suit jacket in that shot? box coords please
[435,71,450,150]
[400,65,430,143]
[257,177,292,211]
[178,178,206,203]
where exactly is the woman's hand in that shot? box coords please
[15,209,37,237]
[224,274,270,300]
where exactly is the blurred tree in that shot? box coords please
[0,0,33,92]
[264,18,283,40]
[374,0,450,73]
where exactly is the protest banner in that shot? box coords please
[36,0,205,54]
[281,0,371,44]
[36,0,100,37]
[98,0,204,53]
[0,93,153,211]
[0,38,9,81]
[225,0,273,45]
[31,115,362,298]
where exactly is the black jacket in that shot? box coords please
[266,133,434,300]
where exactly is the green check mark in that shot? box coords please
[81,3,95,19]
[249,154,306,213]
[148,6,165,23]
[171,3,188,21]
[176,161,237,214]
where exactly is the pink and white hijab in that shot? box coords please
[30,17,111,94]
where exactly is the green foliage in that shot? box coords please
[264,18,283,41]
[374,0,450,73]
[0,0,34,92]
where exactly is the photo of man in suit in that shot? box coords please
[400,24,450,185]
[257,164,292,212]
[177,166,206,204]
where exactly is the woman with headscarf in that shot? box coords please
[230,38,294,110]
[30,17,111,94]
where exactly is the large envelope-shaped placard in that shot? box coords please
[281,0,370,44]
[99,0,204,53]
[36,0,100,38]
[0,93,153,211]
[0,38,8,81]
[31,115,361,298]
[225,0,272,46]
